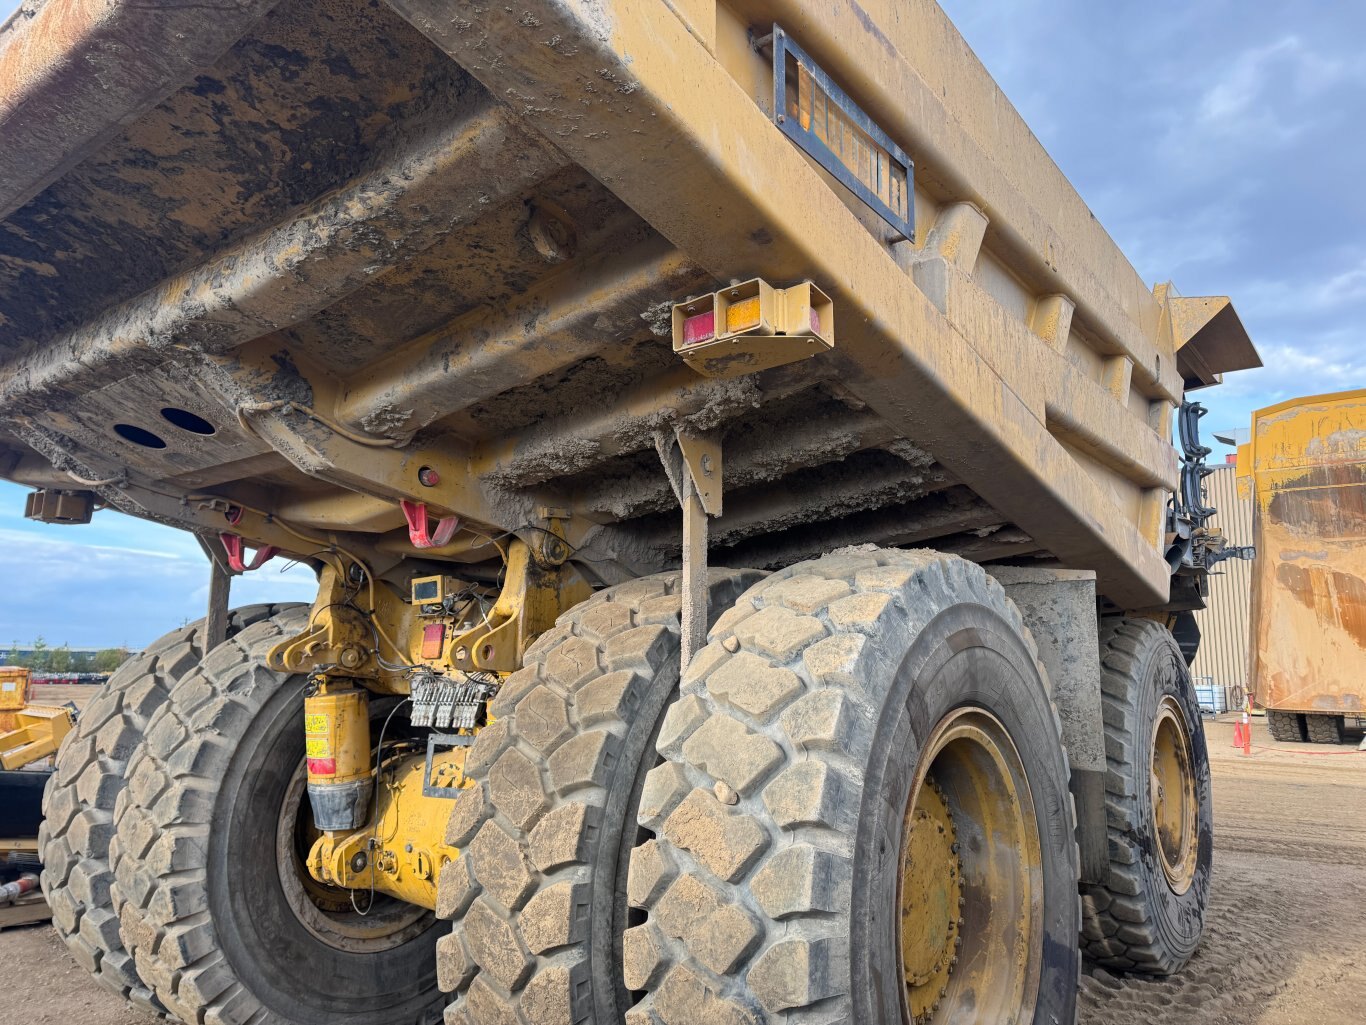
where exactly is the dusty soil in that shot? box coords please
[1078,717,1366,1025]
[1,716,1362,1025]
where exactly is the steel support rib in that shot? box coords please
[0,103,565,412]
[337,236,708,438]
[387,0,1171,606]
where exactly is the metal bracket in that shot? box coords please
[655,429,724,516]
[422,732,475,798]
[677,432,723,516]
[655,429,723,673]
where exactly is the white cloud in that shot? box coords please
[1198,36,1354,136]
[0,482,317,648]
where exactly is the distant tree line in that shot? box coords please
[3,638,130,673]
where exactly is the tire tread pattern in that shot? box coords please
[39,604,298,1015]
[625,548,1079,1025]
[437,569,762,1025]
[1306,714,1344,744]
[1266,710,1305,743]
[107,607,440,1025]
[1079,617,1211,975]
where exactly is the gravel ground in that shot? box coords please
[2,716,1362,1025]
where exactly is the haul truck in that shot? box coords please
[1239,390,1366,745]
[0,1,1260,1023]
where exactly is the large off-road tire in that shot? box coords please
[1266,710,1306,743]
[110,608,446,1025]
[38,603,299,1014]
[625,548,1080,1025]
[437,568,763,1025]
[1306,714,1344,744]
[1081,618,1213,976]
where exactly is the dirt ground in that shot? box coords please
[1078,717,1366,1025]
[1,716,1362,1025]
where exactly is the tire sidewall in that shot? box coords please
[1124,629,1213,963]
[852,602,1079,1025]
[208,679,442,1025]
[597,648,681,1020]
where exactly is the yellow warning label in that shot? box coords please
[305,737,333,759]
[303,713,330,735]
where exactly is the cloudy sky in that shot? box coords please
[3,2,1364,647]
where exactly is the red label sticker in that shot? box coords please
[308,757,337,777]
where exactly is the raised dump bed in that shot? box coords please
[0,2,1260,1024]
[1240,389,1366,744]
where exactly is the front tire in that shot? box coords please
[1081,618,1213,975]
[110,608,446,1025]
[625,548,1079,1025]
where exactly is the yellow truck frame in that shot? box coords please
[0,2,1259,1023]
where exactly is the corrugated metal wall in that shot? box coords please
[1192,463,1253,690]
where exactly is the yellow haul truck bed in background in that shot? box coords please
[1240,389,1366,745]
[0,2,1260,1023]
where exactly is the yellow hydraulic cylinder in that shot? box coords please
[304,681,372,831]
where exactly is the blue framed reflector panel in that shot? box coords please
[771,26,915,242]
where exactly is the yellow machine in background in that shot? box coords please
[0,666,31,733]
[0,667,74,769]
[1239,388,1366,744]
[0,665,74,927]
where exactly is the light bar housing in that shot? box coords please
[672,278,834,379]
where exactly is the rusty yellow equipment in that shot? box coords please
[0,704,73,770]
[1239,389,1366,744]
[0,667,30,734]
[0,2,1262,1023]
[0,666,72,930]
[0,667,74,770]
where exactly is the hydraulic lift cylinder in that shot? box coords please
[304,682,372,831]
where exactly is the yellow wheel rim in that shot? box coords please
[1150,696,1198,894]
[897,708,1043,1025]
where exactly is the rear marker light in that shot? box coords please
[421,624,446,660]
[726,296,762,333]
[683,310,716,346]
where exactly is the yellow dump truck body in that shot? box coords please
[0,0,1258,612]
[1240,390,1366,715]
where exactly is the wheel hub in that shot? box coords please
[896,708,1043,1025]
[900,777,961,1006]
[1150,695,1198,894]
[275,760,431,952]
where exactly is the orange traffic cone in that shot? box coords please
[1231,711,1251,755]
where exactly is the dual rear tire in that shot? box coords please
[41,551,1214,1025]
[620,549,1080,1025]
[39,604,299,1014]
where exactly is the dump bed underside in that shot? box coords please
[0,0,1258,607]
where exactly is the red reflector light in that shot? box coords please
[683,310,716,346]
[421,624,446,660]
